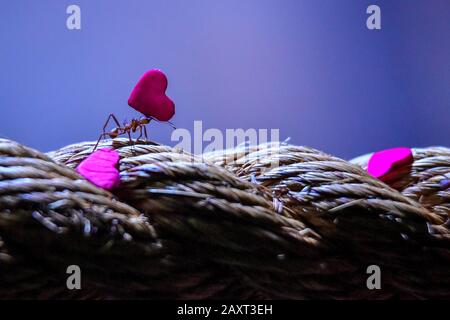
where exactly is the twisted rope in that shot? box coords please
[350,147,450,222]
[0,138,448,299]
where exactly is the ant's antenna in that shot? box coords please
[147,116,177,130]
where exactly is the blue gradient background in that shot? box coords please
[0,0,448,158]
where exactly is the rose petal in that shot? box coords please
[76,148,121,190]
[367,147,413,184]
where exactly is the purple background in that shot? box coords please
[0,0,449,158]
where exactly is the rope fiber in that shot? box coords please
[0,138,449,299]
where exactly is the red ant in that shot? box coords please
[94,113,175,150]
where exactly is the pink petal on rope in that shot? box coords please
[367,147,413,183]
[76,148,120,190]
[128,69,175,121]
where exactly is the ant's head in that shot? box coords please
[140,117,150,125]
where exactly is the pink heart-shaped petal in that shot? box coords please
[128,69,175,121]
[367,147,413,183]
[76,148,121,190]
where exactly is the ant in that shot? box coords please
[93,113,175,150]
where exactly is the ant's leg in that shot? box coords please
[143,125,148,140]
[99,114,123,144]
[98,115,113,146]
[102,114,120,132]
[126,130,138,154]
[109,114,122,130]
[137,126,143,141]
[93,133,109,151]
[127,131,133,146]
[95,114,122,151]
